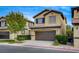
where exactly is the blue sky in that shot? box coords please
[0,6,72,25]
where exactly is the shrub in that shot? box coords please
[55,35,68,44]
[17,35,31,41]
[53,40,60,46]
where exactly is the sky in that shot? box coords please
[0,6,72,25]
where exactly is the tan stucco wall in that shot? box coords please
[72,10,79,48]
[30,30,35,40]
[74,39,79,48]
[9,29,31,40]
[73,25,79,48]
[34,12,62,27]
[34,12,66,35]
[73,25,79,37]
[10,32,17,40]
[74,10,79,18]
[45,12,62,26]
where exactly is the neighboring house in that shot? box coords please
[72,7,79,47]
[30,9,67,41]
[18,19,34,36]
[0,16,34,40]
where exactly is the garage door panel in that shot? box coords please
[0,32,9,39]
[36,31,56,41]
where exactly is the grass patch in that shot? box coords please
[53,40,60,46]
[0,40,16,44]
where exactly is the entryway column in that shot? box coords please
[31,30,35,40]
[10,32,17,40]
[74,38,79,48]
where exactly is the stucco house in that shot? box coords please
[30,9,67,41]
[0,16,34,40]
[72,7,79,48]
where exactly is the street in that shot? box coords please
[0,45,76,53]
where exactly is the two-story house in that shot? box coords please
[0,16,34,40]
[30,9,67,41]
[72,7,79,48]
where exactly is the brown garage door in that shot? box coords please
[35,31,56,41]
[0,32,9,39]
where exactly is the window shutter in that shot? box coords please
[36,19,38,24]
[42,18,45,23]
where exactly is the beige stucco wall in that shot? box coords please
[34,12,66,35]
[9,21,33,40]
[45,12,62,26]
[9,29,31,40]
[10,32,17,40]
[73,25,79,48]
[74,39,79,48]
[72,10,79,48]
[30,30,35,40]
[34,12,62,27]
[73,25,79,37]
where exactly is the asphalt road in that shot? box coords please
[0,45,76,53]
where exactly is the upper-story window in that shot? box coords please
[0,22,1,27]
[36,18,45,24]
[28,22,33,27]
[49,16,56,24]
[0,18,6,27]
[0,21,6,27]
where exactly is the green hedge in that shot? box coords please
[17,35,31,41]
[55,35,68,44]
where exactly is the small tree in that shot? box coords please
[66,25,73,37]
[6,12,26,39]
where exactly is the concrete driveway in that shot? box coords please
[22,40,53,46]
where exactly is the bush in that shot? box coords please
[53,40,60,46]
[17,35,31,41]
[55,35,68,44]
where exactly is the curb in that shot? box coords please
[0,43,79,52]
[23,45,79,52]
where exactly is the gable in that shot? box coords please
[33,9,49,18]
[44,12,58,17]
[44,10,64,19]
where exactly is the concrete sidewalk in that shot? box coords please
[0,40,79,52]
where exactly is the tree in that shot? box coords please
[66,25,73,37]
[6,12,26,39]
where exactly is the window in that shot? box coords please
[76,26,78,30]
[0,22,1,27]
[21,30,25,35]
[1,21,6,27]
[36,18,45,24]
[49,16,56,24]
[28,23,33,27]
